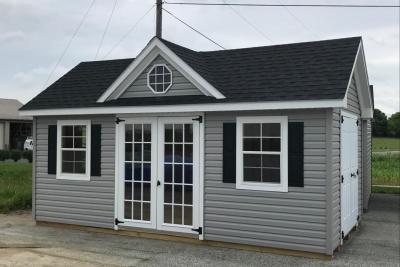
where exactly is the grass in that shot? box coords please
[0,162,32,213]
[372,154,400,193]
[372,137,400,152]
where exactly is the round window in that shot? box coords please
[147,64,172,93]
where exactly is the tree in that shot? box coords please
[388,112,400,137]
[372,109,388,137]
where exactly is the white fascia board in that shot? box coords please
[345,42,362,95]
[97,38,159,102]
[19,99,345,116]
[96,38,225,102]
[344,41,373,119]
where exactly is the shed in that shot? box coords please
[20,36,373,256]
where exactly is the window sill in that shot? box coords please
[56,174,91,181]
[236,182,288,192]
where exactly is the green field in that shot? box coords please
[372,137,400,152]
[372,154,400,193]
[0,162,32,213]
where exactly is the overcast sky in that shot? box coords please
[0,0,399,115]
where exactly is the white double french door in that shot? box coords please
[117,117,200,234]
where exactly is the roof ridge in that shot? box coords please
[160,36,361,54]
[81,57,135,64]
[201,36,362,54]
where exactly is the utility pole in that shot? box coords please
[156,0,162,38]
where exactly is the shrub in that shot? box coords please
[22,150,33,163]
[9,150,22,162]
[0,150,10,161]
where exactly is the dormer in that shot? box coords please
[98,37,225,102]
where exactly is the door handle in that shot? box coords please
[157,180,161,186]
[350,173,356,178]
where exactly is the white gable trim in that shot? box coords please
[19,99,345,116]
[345,41,373,119]
[97,38,225,102]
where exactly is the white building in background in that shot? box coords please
[0,98,32,150]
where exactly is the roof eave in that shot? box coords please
[19,99,346,116]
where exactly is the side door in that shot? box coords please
[340,112,359,237]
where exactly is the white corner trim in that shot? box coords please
[19,99,346,117]
[96,38,225,102]
[114,118,120,230]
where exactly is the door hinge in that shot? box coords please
[341,231,344,239]
[341,116,344,123]
[115,218,124,225]
[356,169,359,175]
[116,117,125,124]
[192,227,202,235]
[192,116,203,123]
[341,175,344,183]
[357,215,360,221]
[356,119,359,126]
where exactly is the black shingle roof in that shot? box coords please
[21,36,361,110]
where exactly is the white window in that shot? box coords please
[147,64,172,94]
[236,116,288,192]
[57,120,91,180]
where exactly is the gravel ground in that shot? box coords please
[0,193,398,267]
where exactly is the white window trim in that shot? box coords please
[56,120,91,181]
[236,116,288,192]
[147,63,173,94]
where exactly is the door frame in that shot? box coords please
[116,117,158,229]
[156,116,201,234]
[340,110,359,240]
[114,113,205,240]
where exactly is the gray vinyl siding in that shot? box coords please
[204,109,329,254]
[343,77,363,214]
[330,109,341,251]
[362,119,372,210]
[34,115,116,229]
[120,56,202,98]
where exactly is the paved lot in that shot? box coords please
[0,193,399,267]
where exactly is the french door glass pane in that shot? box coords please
[124,123,151,221]
[163,123,194,226]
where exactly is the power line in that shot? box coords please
[95,0,118,59]
[162,7,226,49]
[222,0,274,43]
[275,0,320,39]
[43,0,96,89]
[164,2,400,8]
[102,5,155,59]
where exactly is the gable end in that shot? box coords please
[120,55,203,98]
[98,37,225,102]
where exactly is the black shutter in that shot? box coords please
[48,125,57,174]
[91,124,101,176]
[288,122,304,187]
[223,123,236,183]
